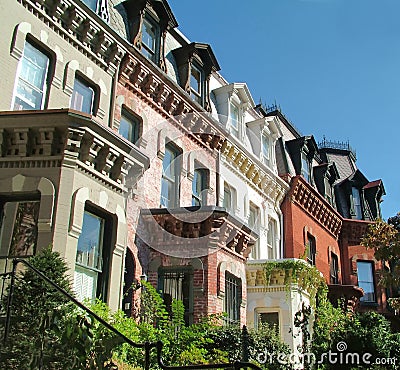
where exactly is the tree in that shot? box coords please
[361,215,400,289]
[0,248,79,369]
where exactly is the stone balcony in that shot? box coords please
[246,258,318,297]
[136,206,258,259]
[0,109,149,192]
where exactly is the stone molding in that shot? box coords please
[118,53,226,151]
[290,176,342,238]
[17,0,126,75]
[0,110,149,193]
[221,140,288,206]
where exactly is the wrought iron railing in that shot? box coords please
[318,136,357,159]
[2,258,261,370]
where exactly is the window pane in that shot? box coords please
[159,269,193,325]
[13,42,49,110]
[70,78,94,114]
[223,186,232,210]
[306,234,316,265]
[225,272,241,324]
[192,169,207,206]
[248,206,260,259]
[76,211,104,271]
[262,135,269,158]
[357,261,376,302]
[267,220,275,259]
[301,152,310,182]
[190,66,201,94]
[0,201,40,256]
[259,312,279,334]
[352,187,363,219]
[119,112,140,143]
[230,103,239,134]
[161,145,180,207]
[330,253,339,284]
[142,17,157,61]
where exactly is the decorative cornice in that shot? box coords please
[290,176,342,238]
[17,0,126,74]
[118,53,226,151]
[137,206,257,260]
[0,110,149,192]
[220,140,288,205]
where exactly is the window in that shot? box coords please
[301,152,311,182]
[190,64,203,104]
[330,252,339,284]
[192,168,208,206]
[161,144,180,208]
[306,234,316,266]
[158,267,193,325]
[262,134,270,166]
[70,77,95,114]
[74,209,111,302]
[141,16,158,63]
[352,187,363,220]
[225,272,242,324]
[223,184,235,212]
[12,42,49,110]
[357,261,376,303]
[248,205,260,259]
[119,110,140,144]
[267,220,276,260]
[0,199,40,257]
[229,103,239,137]
[324,177,333,204]
[258,312,279,334]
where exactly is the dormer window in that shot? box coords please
[123,0,178,69]
[173,43,220,111]
[213,83,254,138]
[141,16,159,63]
[190,63,203,104]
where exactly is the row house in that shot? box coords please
[0,0,387,352]
[266,107,386,314]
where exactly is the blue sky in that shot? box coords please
[168,0,399,220]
